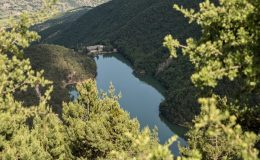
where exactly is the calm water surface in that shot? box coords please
[95,54,187,155]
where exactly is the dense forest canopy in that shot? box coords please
[0,0,259,159]
[164,0,260,159]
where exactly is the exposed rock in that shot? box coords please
[156,57,173,75]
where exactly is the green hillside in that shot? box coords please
[41,0,202,126]
[16,44,96,113]
[34,7,91,43]
[1,0,259,158]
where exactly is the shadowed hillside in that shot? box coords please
[34,7,92,43]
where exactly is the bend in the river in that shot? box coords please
[94,53,187,155]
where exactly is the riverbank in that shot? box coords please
[99,53,192,129]
[108,50,197,128]
[94,53,187,155]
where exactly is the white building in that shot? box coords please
[86,45,105,53]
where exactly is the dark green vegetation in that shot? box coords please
[1,0,259,159]
[19,44,96,113]
[41,0,203,126]
[34,7,91,43]
[166,1,260,158]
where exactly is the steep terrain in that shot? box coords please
[33,7,91,42]
[42,0,203,126]
[0,0,109,19]
[16,44,96,113]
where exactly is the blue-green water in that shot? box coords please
[94,54,187,155]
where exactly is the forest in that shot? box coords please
[40,0,203,126]
[0,0,259,159]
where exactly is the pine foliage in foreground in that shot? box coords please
[165,0,259,159]
[0,0,259,159]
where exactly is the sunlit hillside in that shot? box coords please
[0,0,109,19]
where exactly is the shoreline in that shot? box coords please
[89,52,190,130]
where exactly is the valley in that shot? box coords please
[39,0,203,127]
[1,0,259,159]
[20,0,196,152]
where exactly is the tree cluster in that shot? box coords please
[164,0,259,159]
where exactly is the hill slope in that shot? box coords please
[0,0,109,19]
[33,7,91,42]
[43,0,202,126]
[16,44,96,113]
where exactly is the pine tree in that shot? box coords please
[62,80,174,159]
[164,0,259,159]
[0,1,73,159]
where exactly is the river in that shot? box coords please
[94,53,187,155]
